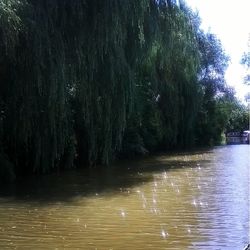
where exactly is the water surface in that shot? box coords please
[0,145,249,249]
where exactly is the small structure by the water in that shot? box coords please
[226,131,250,145]
[244,244,250,250]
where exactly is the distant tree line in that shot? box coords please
[0,0,247,182]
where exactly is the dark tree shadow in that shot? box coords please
[0,149,213,204]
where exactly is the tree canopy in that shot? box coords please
[0,0,243,182]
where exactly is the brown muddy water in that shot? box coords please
[0,145,249,249]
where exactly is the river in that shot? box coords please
[0,145,249,249]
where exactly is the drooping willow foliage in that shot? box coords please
[0,0,230,181]
[122,1,201,155]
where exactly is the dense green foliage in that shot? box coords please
[0,0,244,182]
[194,31,229,145]
[220,88,249,133]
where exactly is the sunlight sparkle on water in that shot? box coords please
[192,199,197,207]
[163,172,168,179]
[161,230,169,238]
[120,210,126,218]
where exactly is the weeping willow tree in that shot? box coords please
[0,0,28,181]
[73,1,148,165]
[0,0,229,182]
[121,0,200,155]
[167,3,200,147]
[0,1,73,178]
[194,30,229,145]
[0,0,149,180]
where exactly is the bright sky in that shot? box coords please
[186,0,250,102]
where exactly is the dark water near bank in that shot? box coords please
[0,145,249,249]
